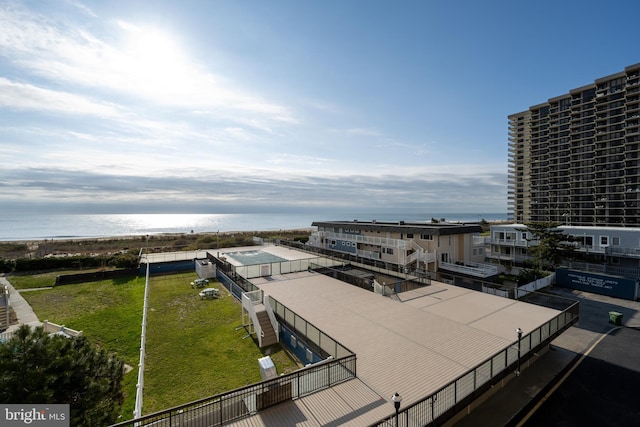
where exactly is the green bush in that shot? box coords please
[517,268,545,286]
[107,253,139,269]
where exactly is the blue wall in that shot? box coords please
[217,270,244,300]
[556,268,638,300]
[279,324,324,365]
[327,239,357,255]
[141,260,195,276]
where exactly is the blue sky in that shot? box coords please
[1,0,639,215]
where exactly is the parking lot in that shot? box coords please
[454,287,640,427]
[522,326,640,426]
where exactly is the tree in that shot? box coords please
[0,325,125,427]
[521,222,577,271]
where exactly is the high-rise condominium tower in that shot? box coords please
[509,63,640,227]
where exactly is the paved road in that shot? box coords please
[454,287,640,427]
[521,326,640,427]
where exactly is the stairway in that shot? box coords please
[256,310,278,347]
[0,305,8,330]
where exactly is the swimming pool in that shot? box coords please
[224,250,288,265]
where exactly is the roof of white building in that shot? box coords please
[312,220,483,235]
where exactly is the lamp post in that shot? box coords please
[516,327,522,376]
[392,392,402,427]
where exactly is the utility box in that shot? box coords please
[258,356,277,381]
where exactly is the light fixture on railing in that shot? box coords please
[392,392,402,427]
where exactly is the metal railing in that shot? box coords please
[141,250,209,263]
[231,256,344,280]
[110,354,357,427]
[369,301,579,427]
[605,246,640,258]
[269,295,355,360]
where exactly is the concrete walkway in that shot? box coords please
[0,276,42,333]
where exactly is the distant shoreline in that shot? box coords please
[1,219,517,244]
[1,228,316,244]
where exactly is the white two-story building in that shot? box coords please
[308,220,497,278]
[488,223,640,293]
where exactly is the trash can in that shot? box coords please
[609,311,623,326]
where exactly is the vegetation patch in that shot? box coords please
[18,272,299,420]
[143,273,298,414]
[20,276,144,421]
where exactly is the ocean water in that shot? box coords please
[0,212,509,241]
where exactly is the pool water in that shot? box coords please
[224,250,287,265]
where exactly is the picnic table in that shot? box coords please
[191,278,209,288]
[199,288,219,300]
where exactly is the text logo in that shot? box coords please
[1,405,69,426]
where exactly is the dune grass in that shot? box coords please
[18,272,299,420]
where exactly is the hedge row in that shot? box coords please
[0,253,139,273]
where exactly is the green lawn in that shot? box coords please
[7,270,74,289]
[142,273,298,413]
[19,276,145,421]
[18,272,299,420]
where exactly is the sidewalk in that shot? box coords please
[0,276,42,333]
[452,288,640,427]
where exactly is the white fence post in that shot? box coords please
[134,260,151,420]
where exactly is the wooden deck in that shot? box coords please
[226,379,389,426]
[232,271,562,425]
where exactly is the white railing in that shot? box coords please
[490,238,529,247]
[0,330,13,342]
[357,249,380,260]
[242,291,264,347]
[0,321,83,342]
[133,261,150,420]
[313,231,409,249]
[474,235,489,245]
[2,284,8,330]
[142,250,209,263]
[516,274,555,299]
[481,286,510,298]
[235,257,343,279]
[440,261,499,278]
[406,240,437,266]
[42,320,82,337]
[263,296,280,344]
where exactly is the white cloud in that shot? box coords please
[64,0,97,17]
[0,77,123,117]
[0,5,296,126]
[0,2,510,215]
[266,153,331,166]
[0,165,506,213]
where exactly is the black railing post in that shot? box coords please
[516,327,523,376]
